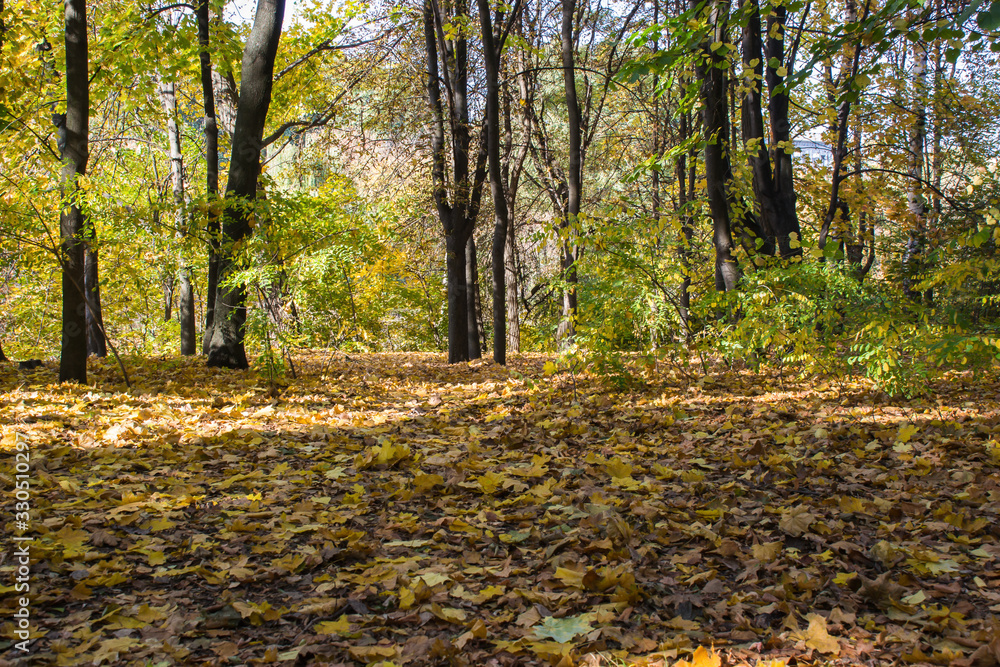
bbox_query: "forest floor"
[0,352,999,667]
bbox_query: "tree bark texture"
[478,0,510,364]
[558,0,581,347]
[740,0,800,258]
[466,235,482,358]
[59,0,89,383]
[206,0,285,369]
[198,0,221,355]
[160,80,197,355]
[424,0,488,363]
[84,240,106,357]
[696,0,740,292]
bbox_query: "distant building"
[794,139,833,166]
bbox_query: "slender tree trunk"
[466,235,482,358]
[558,0,581,347]
[478,0,510,364]
[84,240,106,357]
[677,109,694,333]
[0,342,7,363]
[160,80,196,355]
[446,229,470,363]
[505,223,520,353]
[740,0,800,258]
[764,5,800,255]
[902,34,927,302]
[424,0,487,363]
[818,0,862,253]
[844,121,867,274]
[198,0,221,355]
[206,0,285,369]
[697,0,740,292]
[59,0,89,383]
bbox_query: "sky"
[225,0,305,30]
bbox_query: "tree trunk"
[423,0,488,363]
[676,109,694,334]
[505,223,520,354]
[206,0,285,369]
[558,0,581,348]
[0,342,7,363]
[466,235,482,358]
[697,0,740,292]
[84,240,106,357]
[197,0,221,355]
[764,5,800,255]
[478,0,510,365]
[902,34,927,303]
[446,229,470,363]
[818,0,862,254]
[160,79,197,355]
[740,0,800,258]
[58,0,89,384]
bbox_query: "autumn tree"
[423,0,488,363]
[58,0,90,382]
[738,0,802,258]
[197,0,222,355]
[206,0,286,369]
[695,0,740,292]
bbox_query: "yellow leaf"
[896,423,918,443]
[800,614,840,655]
[752,541,783,562]
[135,605,167,623]
[413,472,444,492]
[476,471,504,494]
[430,604,467,623]
[148,518,176,532]
[315,615,351,635]
[675,646,722,667]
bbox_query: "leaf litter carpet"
[1,352,999,666]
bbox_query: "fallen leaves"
[0,352,999,666]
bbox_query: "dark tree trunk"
[423,0,488,363]
[696,0,740,292]
[558,0,581,348]
[0,342,7,363]
[206,0,285,369]
[197,0,221,355]
[446,230,470,363]
[466,235,482,358]
[160,80,197,355]
[740,0,800,258]
[478,0,510,365]
[84,240,106,357]
[58,0,89,383]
